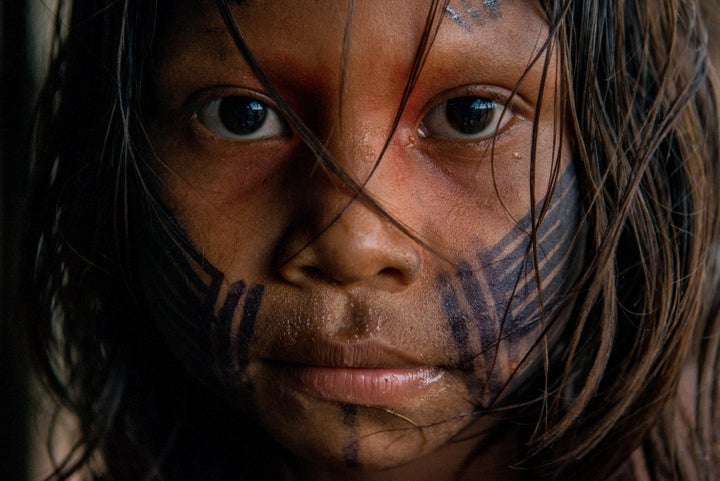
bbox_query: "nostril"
[378,267,408,284]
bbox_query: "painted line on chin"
[341,403,360,468]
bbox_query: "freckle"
[513,152,523,159]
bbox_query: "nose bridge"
[327,90,395,186]
[314,99,407,242]
[274,11,424,290]
[322,17,410,186]
[316,90,403,211]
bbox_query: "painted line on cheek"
[341,404,360,468]
[215,281,246,371]
[457,261,498,341]
[479,165,578,273]
[236,284,265,361]
[437,272,474,371]
[501,173,580,328]
[235,284,264,418]
[509,231,572,324]
[457,261,505,384]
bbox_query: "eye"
[196,96,288,140]
[418,96,512,140]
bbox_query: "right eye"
[196,96,289,141]
[418,96,511,141]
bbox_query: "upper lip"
[265,338,426,369]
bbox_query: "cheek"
[437,164,581,406]
[137,217,267,403]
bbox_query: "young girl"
[22,0,720,479]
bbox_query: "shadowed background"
[1,1,57,480]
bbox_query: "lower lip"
[285,365,443,405]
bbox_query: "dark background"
[1,1,42,480]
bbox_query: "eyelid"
[184,86,276,114]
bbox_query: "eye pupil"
[445,97,495,135]
[218,96,267,135]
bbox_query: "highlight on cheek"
[436,165,581,407]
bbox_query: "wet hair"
[20,0,720,480]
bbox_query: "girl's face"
[147,0,578,477]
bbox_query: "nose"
[278,199,422,289]
[277,149,423,291]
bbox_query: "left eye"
[419,96,511,140]
[196,96,288,140]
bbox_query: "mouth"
[263,339,445,405]
[275,363,443,405]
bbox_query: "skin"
[145,1,579,479]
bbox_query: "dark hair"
[21,0,720,480]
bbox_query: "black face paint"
[140,213,265,399]
[236,284,264,363]
[438,271,474,371]
[212,280,264,380]
[436,165,581,407]
[216,281,246,375]
[341,404,360,468]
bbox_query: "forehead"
[152,0,549,98]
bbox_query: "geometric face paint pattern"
[142,216,264,392]
[437,165,580,408]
